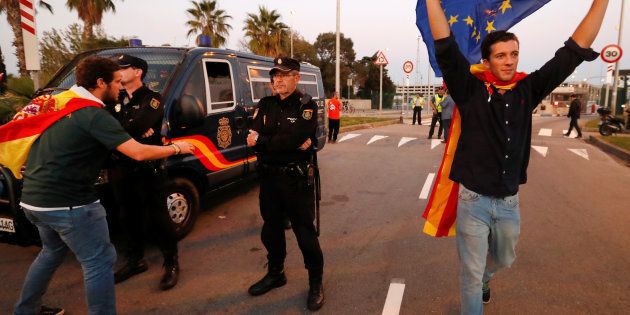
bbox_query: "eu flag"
[416,0,551,77]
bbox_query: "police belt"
[257,162,310,177]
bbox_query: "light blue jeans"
[456,185,520,315]
[14,203,117,315]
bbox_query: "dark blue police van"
[0,45,326,245]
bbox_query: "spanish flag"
[0,90,102,179]
[422,64,527,237]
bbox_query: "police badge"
[217,117,232,149]
[302,109,313,120]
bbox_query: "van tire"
[164,177,199,239]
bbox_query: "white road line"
[419,173,436,199]
[568,148,589,160]
[531,145,548,157]
[430,139,442,150]
[367,135,388,145]
[382,279,406,315]
[337,133,361,143]
[538,128,552,137]
[398,137,417,147]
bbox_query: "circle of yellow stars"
[446,0,512,43]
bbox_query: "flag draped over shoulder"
[422,65,528,237]
[416,0,550,77]
[0,90,102,179]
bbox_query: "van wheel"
[164,177,199,239]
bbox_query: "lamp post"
[335,0,341,96]
[289,10,294,58]
[610,0,625,115]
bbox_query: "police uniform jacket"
[252,90,317,165]
[116,85,163,146]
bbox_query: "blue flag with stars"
[416,0,550,77]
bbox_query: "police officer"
[428,86,445,139]
[246,57,325,311]
[109,54,180,290]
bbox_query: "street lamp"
[289,10,294,58]
[335,0,341,96]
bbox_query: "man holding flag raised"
[421,0,609,313]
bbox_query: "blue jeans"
[14,203,117,315]
[456,185,520,315]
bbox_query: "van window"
[181,60,207,116]
[298,73,320,99]
[204,60,235,112]
[248,66,273,102]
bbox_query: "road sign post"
[374,51,389,111]
[601,44,624,114]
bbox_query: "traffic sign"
[374,51,389,65]
[601,44,623,63]
[403,60,414,74]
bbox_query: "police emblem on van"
[217,117,232,149]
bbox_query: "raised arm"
[571,0,609,48]
[426,0,450,40]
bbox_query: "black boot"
[248,265,287,296]
[307,277,325,311]
[114,259,148,284]
[160,256,179,291]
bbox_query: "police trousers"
[109,162,178,263]
[258,170,324,277]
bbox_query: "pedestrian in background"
[426,0,608,313]
[428,87,445,139]
[412,93,425,125]
[108,54,180,291]
[564,94,583,139]
[247,57,325,311]
[439,88,455,143]
[327,92,341,143]
[7,56,193,315]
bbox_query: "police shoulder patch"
[149,98,160,109]
[302,109,313,120]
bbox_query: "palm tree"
[0,0,53,77]
[185,0,232,48]
[243,6,288,57]
[65,0,118,41]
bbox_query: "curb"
[339,119,400,133]
[587,135,630,163]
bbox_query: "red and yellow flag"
[0,90,102,179]
[422,64,527,237]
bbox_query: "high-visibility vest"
[433,94,445,113]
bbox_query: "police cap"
[116,54,148,78]
[269,57,300,75]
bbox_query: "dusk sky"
[1,0,628,86]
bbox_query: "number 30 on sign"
[601,44,623,63]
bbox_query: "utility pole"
[610,0,625,115]
[335,0,341,96]
[290,10,295,58]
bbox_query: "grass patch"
[599,136,630,151]
[341,117,393,127]
[585,118,600,129]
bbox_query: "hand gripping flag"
[0,90,102,179]
[416,0,550,77]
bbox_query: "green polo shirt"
[21,106,131,207]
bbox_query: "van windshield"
[45,47,186,94]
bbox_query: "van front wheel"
[164,177,199,239]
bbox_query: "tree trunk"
[6,0,28,77]
[82,19,94,43]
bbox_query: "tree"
[185,0,232,48]
[354,53,396,107]
[39,23,126,84]
[0,0,53,77]
[281,31,317,65]
[243,6,288,57]
[65,0,118,42]
[313,32,356,97]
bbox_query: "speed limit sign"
[403,60,414,74]
[601,44,623,63]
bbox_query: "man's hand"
[173,141,195,155]
[142,128,154,138]
[299,138,312,151]
[247,130,259,147]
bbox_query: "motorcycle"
[596,107,626,136]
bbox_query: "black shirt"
[568,99,581,119]
[252,90,318,165]
[435,35,597,197]
[113,85,163,145]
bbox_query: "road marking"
[419,173,436,199]
[568,148,589,160]
[398,137,417,147]
[382,279,406,315]
[562,130,578,137]
[531,145,548,157]
[367,135,388,145]
[538,128,552,137]
[430,139,442,150]
[338,133,361,143]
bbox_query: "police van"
[0,44,327,245]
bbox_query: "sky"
[1,0,628,86]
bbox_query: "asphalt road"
[2,115,630,314]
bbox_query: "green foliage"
[0,89,30,125]
[7,75,34,98]
[313,32,356,98]
[341,117,393,126]
[39,23,127,84]
[243,6,287,56]
[354,54,396,105]
[186,0,232,48]
[282,32,317,65]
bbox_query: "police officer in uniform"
[246,57,325,311]
[428,86,445,139]
[109,54,180,290]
